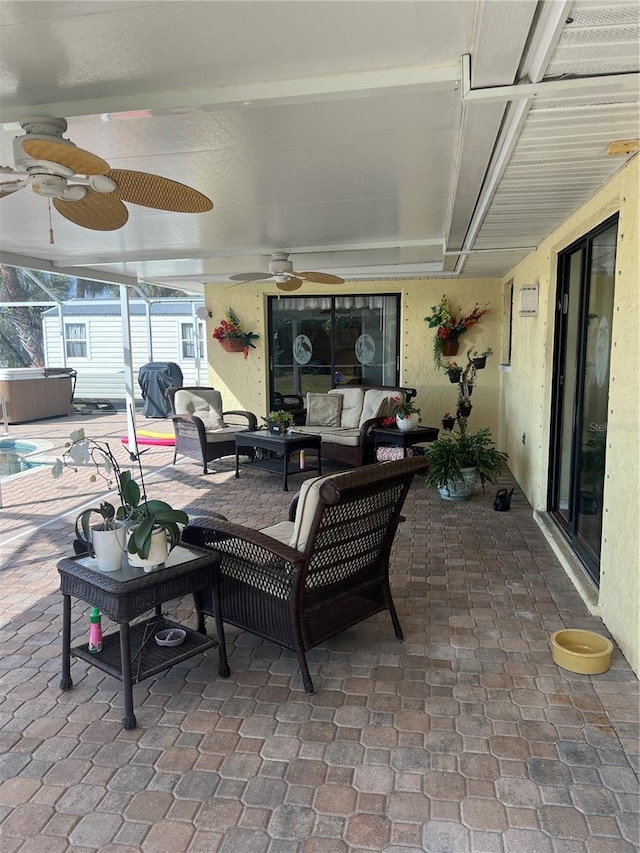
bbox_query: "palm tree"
[0,266,71,366]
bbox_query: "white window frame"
[180,321,204,359]
[64,321,90,360]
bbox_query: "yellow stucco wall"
[203,280,504,438]
[501,156,639,675]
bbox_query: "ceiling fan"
[229,252,345,292]
[0,116,213,231]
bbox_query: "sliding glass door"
[268,294,400,405]
[549,216,617,585]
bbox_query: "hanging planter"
[219,337,245,353]
[212,309,259,359]
[424,296,488,368]
[441,339,460,357]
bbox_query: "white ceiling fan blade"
[0,180,26,198]
[1,165,23,175]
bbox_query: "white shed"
[42,300,209,404]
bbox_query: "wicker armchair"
[166,386,258,474]
[182,456,428,692]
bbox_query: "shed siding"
[42,304,208,401]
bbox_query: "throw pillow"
[306,393,343,427]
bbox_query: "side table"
[57,544,228,730]
[372,425,440,458]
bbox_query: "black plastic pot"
[442,417,456,430]
[471,357,486,369]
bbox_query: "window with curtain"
[65,322,88,358]
[268,294,400,405]
[181,322,204,359]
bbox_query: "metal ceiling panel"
[0,1,638,287]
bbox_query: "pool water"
[0,440,43,477]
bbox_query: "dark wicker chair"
[182,456,428,692]
[165,386,258,474]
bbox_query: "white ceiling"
[0,0,638,293]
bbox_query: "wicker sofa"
[291,384,417,467]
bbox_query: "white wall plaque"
[519,284,539,316]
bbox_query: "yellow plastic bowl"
[550,629,613,675]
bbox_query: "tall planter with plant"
[425,347,507,500]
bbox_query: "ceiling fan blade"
[107,170,212,212]
[22,139,110,175]
[1,164,22,174]
[0,181,25,198]
[296,271,345,284]
[276,278,303,292]
[229,272,272,283]
[53,188,129,231]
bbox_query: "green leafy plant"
[262,410,294,432]
[424,428,508,491]
[52,429,188,561]
[392,399,421,420]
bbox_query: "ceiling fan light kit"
[0,116,213,232]
[229,252,345,290]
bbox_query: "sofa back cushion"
[289,470,354,551]
[328,387,365,429]
[358,389,396,427]
[174,388,225,430]
[306,393,343,427]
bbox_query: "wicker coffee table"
[57,544,227,730]
[235,429,322,491]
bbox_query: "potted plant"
[424,295,488,367]
[74,501,126,572]
[262,410,294,435]
[444,362,463,383]
[424,427,508,501]
[442,413,456,431]
[212,308,259,358]
[392,398,422,431]
[471,348,493,369]
[52,429,188,569]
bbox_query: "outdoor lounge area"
[0,410,637,851]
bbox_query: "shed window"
[181,322,204,359]
[65,323,88,358]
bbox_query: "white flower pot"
[438,467,477,501]
[396,413,420,431]
[92,522,126,572]
[126,525,169,571]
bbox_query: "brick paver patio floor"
[0,411,638,852]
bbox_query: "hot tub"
[0,368,74,424]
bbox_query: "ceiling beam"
[0,64,461,125]
[0,252,140,287]
[462,54,640,103]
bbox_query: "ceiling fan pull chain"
[48,198,55,244]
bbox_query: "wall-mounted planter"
[219,338,245,353]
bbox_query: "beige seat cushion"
[260,521,295,545]
[174,388,225,430]
[204,426,244,444]
[293,426,360,446]
[329,387,365,429]
[359,389,396,427]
